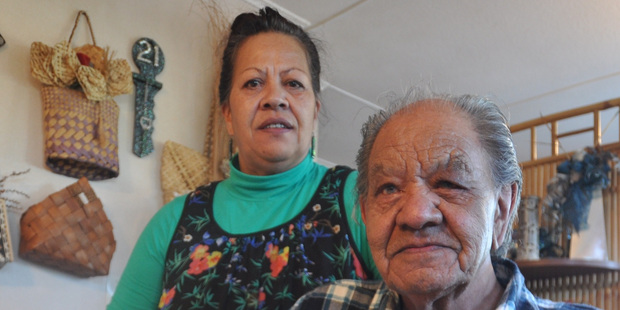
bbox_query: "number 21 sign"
[132,37,164,158]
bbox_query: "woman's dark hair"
[218,7,321,106]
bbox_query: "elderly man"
[293,89,597,309]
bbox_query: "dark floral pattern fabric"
[159,166,369,310]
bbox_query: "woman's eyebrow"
[280,67,308,76]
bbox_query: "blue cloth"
[557,151,611,232]
[292,257,599,309]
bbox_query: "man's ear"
[492,183,518,250]
[222,103,234,136]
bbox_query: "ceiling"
[241,0,620,167]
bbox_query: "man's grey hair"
[355,86,522,257]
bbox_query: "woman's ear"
[314,100,321,121]
[222,103,234,136]
[360,196,367,224]
[492,183,518,250]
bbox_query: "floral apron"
[159,166,368,310]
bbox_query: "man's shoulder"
[532,298,600,310]
[511,288,600,310]
[292,279,385,310]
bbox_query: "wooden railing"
[510,98,620,309]
[511,98,620,163]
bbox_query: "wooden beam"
[556,127,594,139]
[510,98,620,133]
[552,121,558,156]
[531,127,537,160]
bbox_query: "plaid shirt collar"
[293,257,597,310]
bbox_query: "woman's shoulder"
[148,194,188,230]
[321,164,358,185]
[314,161,356,178]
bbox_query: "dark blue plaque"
[132,37,164,157]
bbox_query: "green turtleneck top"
[107,154,379,310]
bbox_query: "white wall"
[0,1,259,309]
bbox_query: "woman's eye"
[243,79,261,88]
[286,80,304,89]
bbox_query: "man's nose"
[395,184,443,230]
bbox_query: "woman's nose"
[261,81,289,110]
[396,185,443,230]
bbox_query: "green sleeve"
[343,171,382,280]
[106,195,186,310]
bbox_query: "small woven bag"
[19,177,115,277]
[31,11,130,180]
[41,86,119,180]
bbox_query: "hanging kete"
[132,37,164,157]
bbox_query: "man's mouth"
[393,240,452,256]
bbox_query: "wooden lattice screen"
[510,98,620,309]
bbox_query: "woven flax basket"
[42,86,119,180]
[0,199,13,268]
[161,140,210,204]
[19,177,116,277]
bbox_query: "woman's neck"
[236,152,308,176]
[226,153,315,198]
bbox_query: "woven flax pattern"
[161,141,210,204]
[0,199,13,268]
[30,10,134,102]
[42,86,119,180]
[19,177,115,277]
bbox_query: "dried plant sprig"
[0,169,30,184]
[0,169,31,210]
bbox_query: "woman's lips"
[264,123,288,129]
[259,118,293,130]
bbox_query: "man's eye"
[376,184,399,196]
[436,180,464,190]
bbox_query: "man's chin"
[386,268,464,301]
[384,252,462,292]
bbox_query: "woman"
[108,7,379,310]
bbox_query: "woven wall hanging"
[160,1,234,203]
[30,10,133,180]
[19,177,115,277]
[0,200,13,269]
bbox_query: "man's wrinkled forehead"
[369,103,479,176]
[445,152,473,174]
[369,147,473,177]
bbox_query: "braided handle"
[68,10,96,46]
